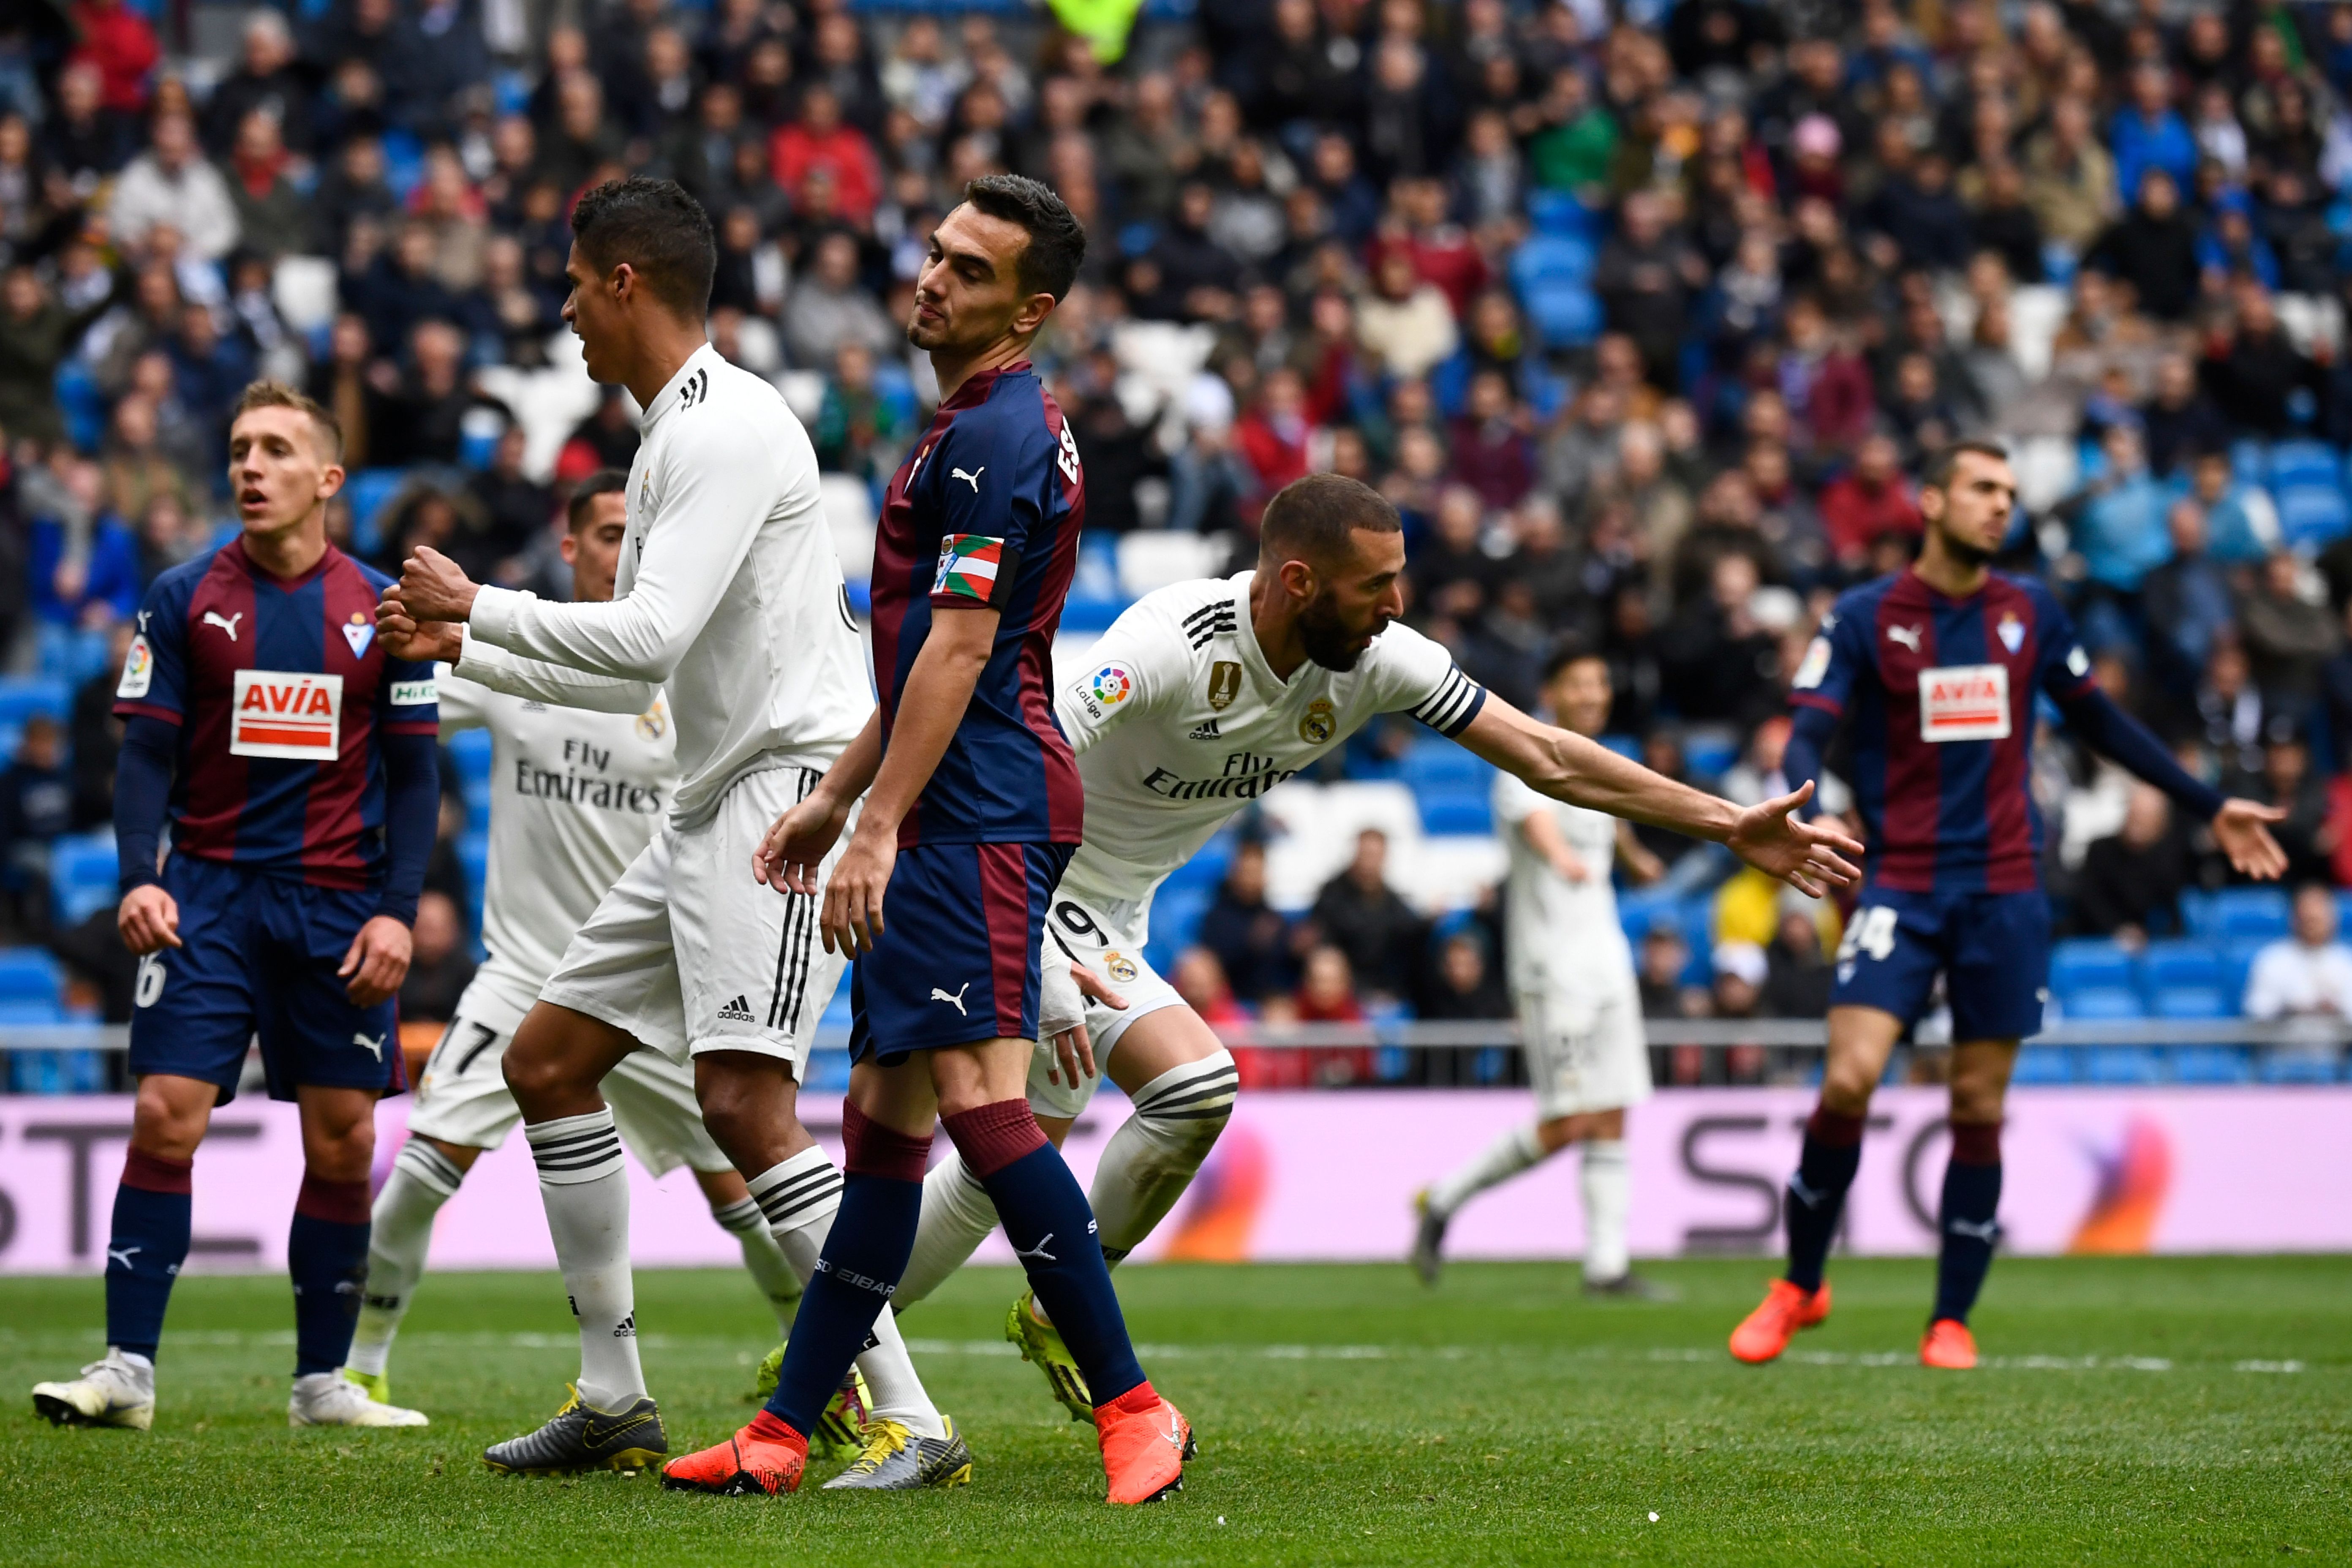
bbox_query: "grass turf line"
[4,1257,2349,1565]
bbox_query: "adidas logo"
[613,1312,637,1339]
[717,994,756,1022]
[1189,718,1222,740]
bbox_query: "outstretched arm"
[1454,696,1864,897]
[2056,686,2287,880]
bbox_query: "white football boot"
[290,1370,429,1428]
[33,1348,156,1430]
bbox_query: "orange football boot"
[1728,1279,1834,1364]
[659,1411,807,1496]
[1919,1318,1977,1369]
[1096,1384,1193,1505]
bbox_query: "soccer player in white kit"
[890,474,1864,1419]
[1410,644,1669,1296]
[376,178,956,1484]
[345,472,809,1411]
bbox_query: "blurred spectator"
[1306,829,1426,1009]
[1418,930,1510,1021]
[2074,784,2188,947]
[2085,169,2199,323]
[0,265,119,446]
[1293,944,1365,1027]
[2186,450,2279,569]
[770,84,881,228]
[69,623,134,828]
[2243,884,2352,1020]
[66,0,161,117]
[1637,924,1699,1020]
[109,111,240,261]
[203,11,312,157]
[2239,554,2338,709]
[784,231,896,369]
[2138,354,2229,479]
[2250,728,2333,888]
[2063,423,2170,600]
[2141,501,2235,697]
[1356,248,1457,381]
[1817,432,1919,571]
[1710,940,1766,1020]
[0,716,71,938]
[1197,841,1297,1004]
[1760,904,1832,1018]
[38,61,135,191]
[1171,947,1250,1029]
[398,890,476,1024]
[813,341,913,488]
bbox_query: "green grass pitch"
[4,1256,2348,1564]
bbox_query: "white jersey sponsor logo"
[1918,664,2011,742]
[229,670,342,760]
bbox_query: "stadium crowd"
[8,0,2352,1091]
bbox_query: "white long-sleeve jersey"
[1054,571,1486,918]
[437,667,678,1018]
[454,343,870,827]
[1491,768,1634,996]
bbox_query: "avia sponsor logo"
[1142,749,1301,802]
[1917,663,2011,743]
[229,670,343,760]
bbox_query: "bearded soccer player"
[880,472,1865,1424]
[345,473,821,1437]
[1729,440,2286,1371]
[663,174,1188,1506]
[376,177,953,1483]
[32,384,438,1432]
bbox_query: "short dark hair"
[961,174,1086,302]
[1541,636,1605,686]
[1922,438,2011,492]
[232,379,343,461]
[568,469,629,530]
[570,177,716,318]
[1258,474,1402,569]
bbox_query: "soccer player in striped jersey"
[1729,441,2286,1371]
[33,383,438,1432]
[883,473,1867,1423]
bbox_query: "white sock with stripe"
[896,1151,1001,1308]
[1090,1050,1240,1261]
[348,1139,466,1378]
[1427,1122,1546,1219]
[710,1194,801,1331]
[525,1108,645,1406]
[748,1147,945,1439]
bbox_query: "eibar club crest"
[341,612,375,658]
[1996,611,2025,654]
[1206,660,1241,710]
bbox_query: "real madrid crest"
[1299,697,1336,745]
[1206,660,1241,711]
[636,696,668,741]
[1103,950,1140,983]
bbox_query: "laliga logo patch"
[117,636,154,700]
[1298,697,1337,745]
[1091,665,1133,705]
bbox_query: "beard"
[1939,526,1994,569]
[1298,589,1373,671]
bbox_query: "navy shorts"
[1829,885,2050,1042]
[128,855,405,1105]
[848,841,1074,1064]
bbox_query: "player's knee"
[1131,1048,1238,1154]
[130,1087,206,1162]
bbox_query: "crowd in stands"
[9,0,2352,1090]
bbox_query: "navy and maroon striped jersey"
[114,537,439,888]
[1787,569,2094,894]
[869,360,1083,847]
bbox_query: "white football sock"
[1428,1121,1545,1219]
[895,1150,1000,1307]
[347,1140,467,1377]
[1581,1138,1632,1284]
[748,1148,945,1440]
[710,1194,801,1331]
[1091,1050,1239,1261]
[525,1109,645,1405]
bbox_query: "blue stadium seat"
[2064,986,2145,1020]
[2219,935,2268,1007]
[1597,733,1641,760]
[1161,838,1232,893]
[2050,938,2135,998]
[1420,790,1492,835]
[1523,281,1601,349]
[0,677,68,728]
[459,832,489,920]
[1509,234,1597,289]
[2230,438,2269,484]
[2170,1046,2253,1084]
[1527,190,1599,237]
[2084,1046,2164,1085]
[1397,741,1493,790]
[2140,939,2221,994]
[1141,885,1214,976]
[2012,1046,2074,1084]
[50,833,119,927]
[344,469,411,558]
[0,951,62,1009]
[1683,734,1738,781]
[2259,1050,2338,1084]
[8,1043,109,1094]
[2268,439,2339,487]
[2276,485,2351,548]
[2210,887,2290,941]
[2151,985,2229,1019]
[447,727,493,784]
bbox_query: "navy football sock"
[1784,1106,1865,1294]
[763,1106,928,1437]
[945,1100,1146,1408]
[288,1173,372,1377]
[106,1149,193,1362]
[1933,1121,2004,1325]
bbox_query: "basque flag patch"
[933,534,1004,602]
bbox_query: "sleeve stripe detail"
[112,702,183,725]
[1788,692,1843,714]
[1410,668,1487,736]
[384,720,441,735]
[1185,608,1238,648]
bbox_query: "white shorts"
[539,766,847,1078]
[406,977,730,1177]
[1518,977,1652,1119]
[1027,883,1184,1120]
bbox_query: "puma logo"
[1013,1233,1057,1264]
[950,466,985,492]
[352,1032,385,1063]
[203,610,243,641]
[107,1244,141,1270]
[931,983,971,1015]
[1886,624,1921,652]
[1786,1173,1825,1209]
[1947,1217,2000,1243]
